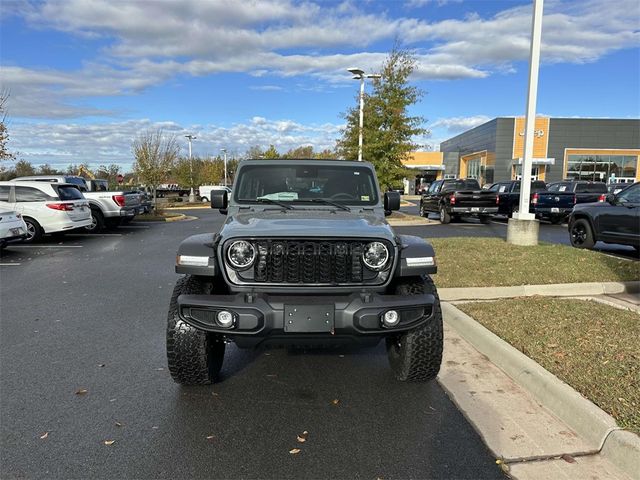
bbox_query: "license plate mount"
[284,305,334,333]
[471,207,480,212]
[551,207,560,213]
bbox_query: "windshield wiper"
[256,198,294,210]
[310,198,351,212]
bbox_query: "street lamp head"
[347,67,364,76]
[351,75,362,80]
[366,74,382,79]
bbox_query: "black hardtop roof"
[239,158,374,168]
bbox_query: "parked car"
[419,178,499,224]
[487,180,547,217]
[156,184,190,198]
[568,182,639,251]
[199,185,231,203]
[13,175,141,231]
[0,210,28,250]
[534,181,607,224]
[168,159,442,385]
[0,181,91,242]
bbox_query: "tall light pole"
[507,0,543,246]
[185,134,196,202]
[221,148,228,186]
[348,68,381,162]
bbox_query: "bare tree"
[1,89,16,165]
[132,130,179,208]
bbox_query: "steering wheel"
[330,193,356,200]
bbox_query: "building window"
[567,155,637,182]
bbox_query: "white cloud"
[2,0,638,119]
[7,117,344,169]
[430,115,491,133]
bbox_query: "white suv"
[0,181,91,242]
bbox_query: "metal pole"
[358,76,364,162]
[222,149,228,186]
[516,0,543,221]
[186,135,196,203]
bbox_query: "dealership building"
[403,117,639,188]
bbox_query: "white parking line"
[0,263,21,266]
[9,245,83,249]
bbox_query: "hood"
[220,209,395,242]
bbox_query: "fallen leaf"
[289,448,301,455]
[75,389,88,395]
[104,440,115,446]
[98,364,106,368]
[303,430,308,435]
[115,422,123,427]
[39,432,49,439]
[495,459,503,465]
[561,454,576,464]
[331,399,340,405]
[206,435,215,441]
[296,435,306,443]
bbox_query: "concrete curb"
[442,302,640,479]
[164,214,197,222]
[439,281,640,301]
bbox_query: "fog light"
[216,310,235,328]
[382,310,399,327]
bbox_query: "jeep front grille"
[226,239,392,286]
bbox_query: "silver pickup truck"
[13,175,142,231]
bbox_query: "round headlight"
[227,240,256,269]
[362,241,389,270]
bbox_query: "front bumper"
[177,292,436,348]
[450,206,498,214]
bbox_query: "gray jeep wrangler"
[167,159,442,384]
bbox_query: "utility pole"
[221,148,228,186]
[185,134,196,203]
[507,0,543,246]
[347,68,381,162]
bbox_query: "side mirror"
[211,190,228,214]
[384,191,401,211]
[606,193,616,204]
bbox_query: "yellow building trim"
[562,148,640,180]
[512,117,550,160]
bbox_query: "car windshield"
[548,183,571,192]
[234,163,379,205]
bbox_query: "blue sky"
[1,0,639,170]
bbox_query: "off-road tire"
[387,276,443,382]
[85,208,105,232]
[570,218,595,249]
[439,205,451,224]
[167,275,225,385]
[22,217,43,243]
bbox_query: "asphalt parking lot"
[0,210,503,480]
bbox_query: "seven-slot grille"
[242,239,388,285]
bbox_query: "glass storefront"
[567,154,637,182]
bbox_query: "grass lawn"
[430,238,639,288]
[133,211,183,222]
[458,298,640,434]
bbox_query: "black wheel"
[479,215,491,224]
[22,217,43,243]
[167,275,225,385]
[387,276,443,382]
[439,205,451,224]
[85,208,105,232]
[570,219,595,249]
[419,202,428,218]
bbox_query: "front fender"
[175,233,219,276]
[394,235,437,277]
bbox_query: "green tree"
[263,144,280,159]
[132,130,179,206]
[283,145,314,159]
[95,164,122,188]
[337,46,426,188]
[37,164,62,175]
[245,145,264,159]
[14,159,35,177]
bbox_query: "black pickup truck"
[487,180,547,217]
[534,181,607,224]
[419,178,498,224]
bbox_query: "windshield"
[234,164,379,205]
[548,183,571,192]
